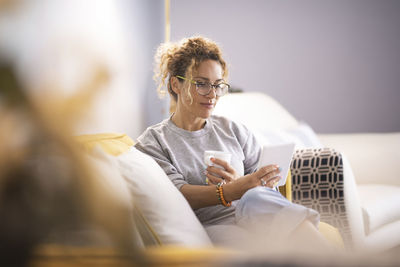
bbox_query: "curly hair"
[154,36,228,104]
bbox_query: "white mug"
[204,150,231,169]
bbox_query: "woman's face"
[176,59,223,121]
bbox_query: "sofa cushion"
[358,184,400,235]
[117,147,212,247]
[76,133,212,247]
[76,133,135,156]
[364,220,400,251]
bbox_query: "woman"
[135,36,328,251]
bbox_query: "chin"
[204,109,215,118]
[197,105,215,119]
[198,112,212,119]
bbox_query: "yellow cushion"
[319,222,345,249]
[33,244,235,266]
[75,133,134,156]
[279,170,343,248]
[278,170,292,201]
[144,245,235,266]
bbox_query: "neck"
[171,110,206,131]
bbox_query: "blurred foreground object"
[0,62,141,266]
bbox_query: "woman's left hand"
[205,158,240,185]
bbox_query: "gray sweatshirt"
[135,115,261,225]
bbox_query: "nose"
[206,86,217,98]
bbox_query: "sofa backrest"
[214,92,299,133]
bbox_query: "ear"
[170,76,181,95]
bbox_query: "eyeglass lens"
[196,82,229,96]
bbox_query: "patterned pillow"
[290,148,351,247]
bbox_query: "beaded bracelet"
[216,182,231,207]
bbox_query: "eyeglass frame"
[175,75,230,97]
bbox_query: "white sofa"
[213,91,400,252]
[319,132,400,251]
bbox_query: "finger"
[264,174,281,183]
[261,176,281,188]
[205,178,216,187]
[256,164,280,179]
[268,176,281,187]
[207,166,233,182]
[206,172,225,185]
[263,170,281,181]
[210,158,236,173]
[257,169,281,182]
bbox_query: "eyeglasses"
[176,75,230,97]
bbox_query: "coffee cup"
[204,150,231,169]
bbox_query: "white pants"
[205,186,320,249]
[235,186,320,240]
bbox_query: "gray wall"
[123,0,169,135]
[170,0,400,133]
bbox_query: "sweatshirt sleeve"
[134,130,188,190]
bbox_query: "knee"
[240,186,264,206]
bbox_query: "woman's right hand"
[250,164,281,188]
[222,164,282,202]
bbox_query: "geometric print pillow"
[290,148,352,248]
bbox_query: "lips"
[201,103,215,109]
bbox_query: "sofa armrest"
[290,148,352,247]
[318,133,400,186]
